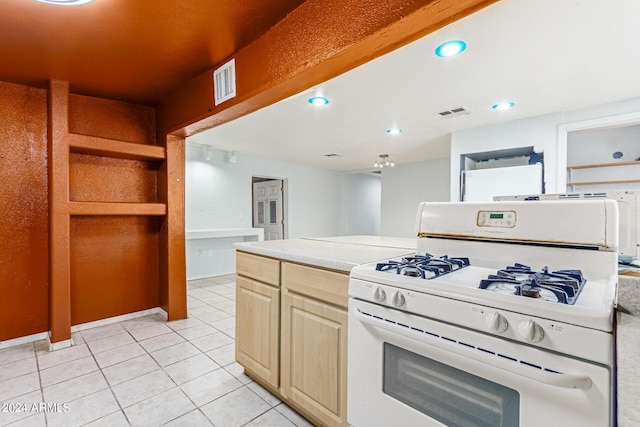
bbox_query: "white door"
[253,179,284,240]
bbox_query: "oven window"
[383,343,519,427]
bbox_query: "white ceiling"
[188,0,640,171]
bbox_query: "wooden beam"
[157,0,497,136]
[156,134,187,321]
[48,80,72,344]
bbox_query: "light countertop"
[617,273,640,427]
[302,235,416,250]
[234,237,414,272]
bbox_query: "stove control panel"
[477,210,516,228]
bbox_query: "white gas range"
[347,200,618,427]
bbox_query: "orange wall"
[0,82,167,341]
[67,94,161,326]
[0,82,49,341]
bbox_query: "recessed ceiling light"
[435,40,467,57]
[386,128,402,135]
[308,97,329,106]
[492,101,515,110]
[34,0,95,4]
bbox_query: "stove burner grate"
[376,253,470,279]
[479,263,586,305]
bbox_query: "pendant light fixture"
[373,154,395,168]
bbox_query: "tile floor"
[0,274,314,427]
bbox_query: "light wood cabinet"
[235,275,280,389]
[235,253,349,427]
[281,262,349,427]
[281,290,348,427]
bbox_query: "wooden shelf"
[69,202,167,216]
[68,133,166,161]
[567,161,640,170]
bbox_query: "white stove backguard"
[415,200,619,252]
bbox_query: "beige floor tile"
[123,388,194,427]
[102,354,159,386]
[128,323,173,342]
[164,354,219,385]
[92,342,146,369]
[83,410,129,427]
[176,324,218,341]
[0,390,44,426]
[209,317,235,331]
[200,387,270,427]
[85,332,135,355]
[42,370,108,403]
[166,317,204,331]
[275,403,315,427]
[76,323,125,343]
[180,368,242,406]
[111,370,175,407]
[0,343,34,367]
[149,341,201,367]
[119,314,164,332]
[224,362,253,385]
[36,343,91,370]
[39,356,98,388]
[5,412,47,427]
[0,372,40,402]
[138,332,185,353]
[205,343,236,366]
[244,408,296,427]
[0,357,37,383]
[46,389,119,427]
[162,409,213,427]
[247,382,282,407]
[222,328,236,339]
[190,332,234,353]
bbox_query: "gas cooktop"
[375,253,470,279]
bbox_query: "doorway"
[252,177,287,240]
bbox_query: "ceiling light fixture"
[373,154,395,168]
[308,96,329,106]
[34,0,96,5]
[492,101,515,110]
[386,128,403,135]
[435,40,467,57]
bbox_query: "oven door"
[347,298,612,427]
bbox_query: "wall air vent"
[213,58,236,106]
[437,106,471,118]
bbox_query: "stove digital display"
[489,213,504,219]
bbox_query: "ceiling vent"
[213,58,236,106]
[437,106,471,118]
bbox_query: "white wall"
[450,97,640,200]
[186,144,341,238]
[340,172,381,235]
[381,158,450,237]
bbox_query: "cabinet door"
[282,290,348,427]
[236,276,280,388]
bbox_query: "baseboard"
[71,308,164,333]
[0,332,48,351]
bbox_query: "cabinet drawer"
[236,251,280,287]
[282,262,349,308]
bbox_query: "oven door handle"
[354,308,593,390]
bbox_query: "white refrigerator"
[461,163,543,202]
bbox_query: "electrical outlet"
[198,249,204,256]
